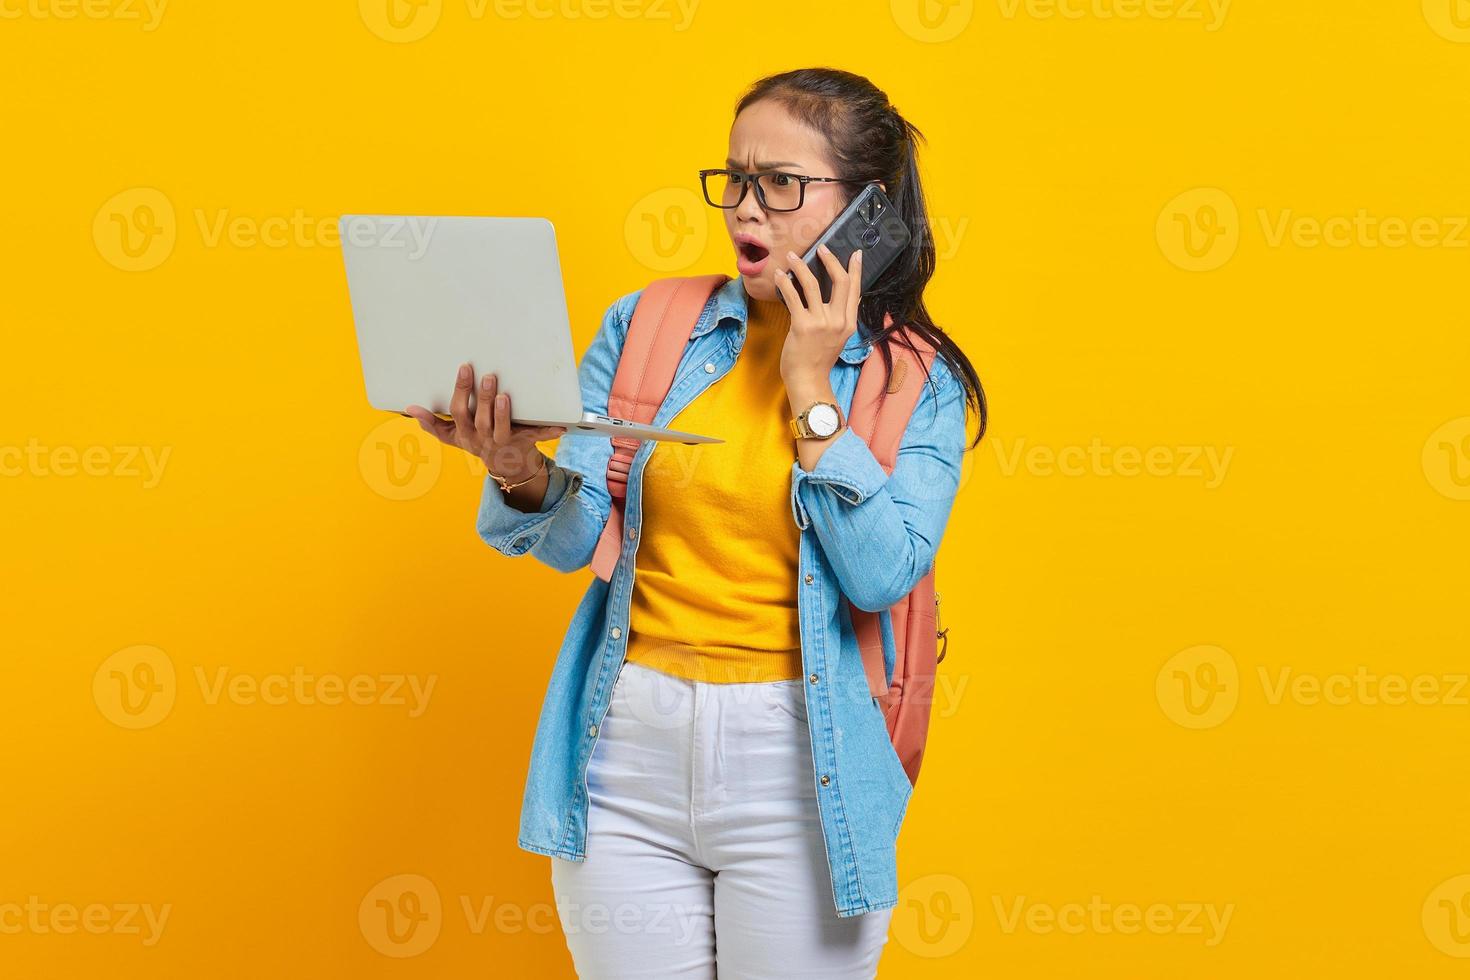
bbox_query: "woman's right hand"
[404,363,568,481]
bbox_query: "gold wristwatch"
[789,400,844,440]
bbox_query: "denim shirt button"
[627,526,637,540]
[804,573,814,584]
[610,626,622,639]
[819,774,831,786]
[809,672,820,684]
[588,724,598,737]
[703,362,715,373]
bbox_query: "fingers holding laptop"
[404,363,567,479]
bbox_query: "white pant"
[550,659,893,979]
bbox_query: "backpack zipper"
[935,590,949,664]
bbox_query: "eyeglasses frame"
[697,168,860,213]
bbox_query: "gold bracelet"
[487,453,548,493]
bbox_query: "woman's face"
[721,100,860,303]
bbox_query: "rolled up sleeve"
[475,459,585,557]
[788,425,891,529]
[789,361,969,612]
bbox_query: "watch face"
[807,403,840,437]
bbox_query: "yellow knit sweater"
[622,294,803,684]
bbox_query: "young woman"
[407,67,987,979]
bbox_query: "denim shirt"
[475,276,968,918]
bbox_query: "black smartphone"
[783,182,911,306]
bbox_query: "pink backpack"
[588,274,948,788]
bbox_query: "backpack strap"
[846,318,946,787]
[590,274,731,583]
[845,317,941,785]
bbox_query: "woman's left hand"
[775,243,863,391]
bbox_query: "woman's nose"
[734,184,766,223]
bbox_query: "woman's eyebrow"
[725,158,804,169]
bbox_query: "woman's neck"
[746,293,791,329]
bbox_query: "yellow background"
[3,0,1469,976]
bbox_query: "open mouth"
[739,241,769,262]
[736,239,771,274]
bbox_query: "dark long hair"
[735,67,988,448]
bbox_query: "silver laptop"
[339,215,721,445]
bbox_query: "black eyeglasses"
[697,168,853,213]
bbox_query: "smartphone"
[783,182,911,306]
